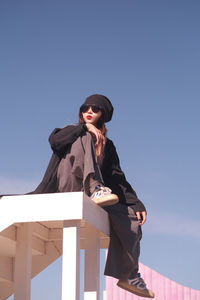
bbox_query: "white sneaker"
[90,185,119,207]
[117,273,155,298]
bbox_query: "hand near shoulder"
[136,211,147,226]
[85,123,105,146]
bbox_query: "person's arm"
[49,124,87,157]
[107,140,147,224]
[85,123,105,146]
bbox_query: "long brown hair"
[78,111,107,158]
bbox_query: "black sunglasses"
[80,104,101,114]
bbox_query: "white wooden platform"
[0,192,110,300]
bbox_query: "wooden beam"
[0,225,16,241]
[0,256,13,282]
[32,242,60,277]
[32,236,45,255]
[14,223,33,300]
[62,220,80,300]
[32,241,61,278]
[80,227,109,249]
[84,225,100,300]
[0,231,45,256]
[0,282,14,300]
[32,222,49,241]
[49,228,63,241]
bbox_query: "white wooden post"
[84,225,100,300]
[14,223,33,300]
[62,220,81,300]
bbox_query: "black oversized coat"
[32,124,146,212]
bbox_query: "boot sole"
[92,194,119,207]
[117,280,155,298]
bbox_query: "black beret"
[80,94,114,122]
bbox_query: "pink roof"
[106,262,200,300]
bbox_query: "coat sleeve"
[49,124,87,157]
[106,140,146,212]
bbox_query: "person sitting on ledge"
[31,94,154,298]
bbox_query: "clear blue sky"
[1,0,199,298]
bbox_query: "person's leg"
[104,203,154,298]
[57,133,118,206]
[81,132,104,195]
[104,203,141,280]
[57,133,103,193]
